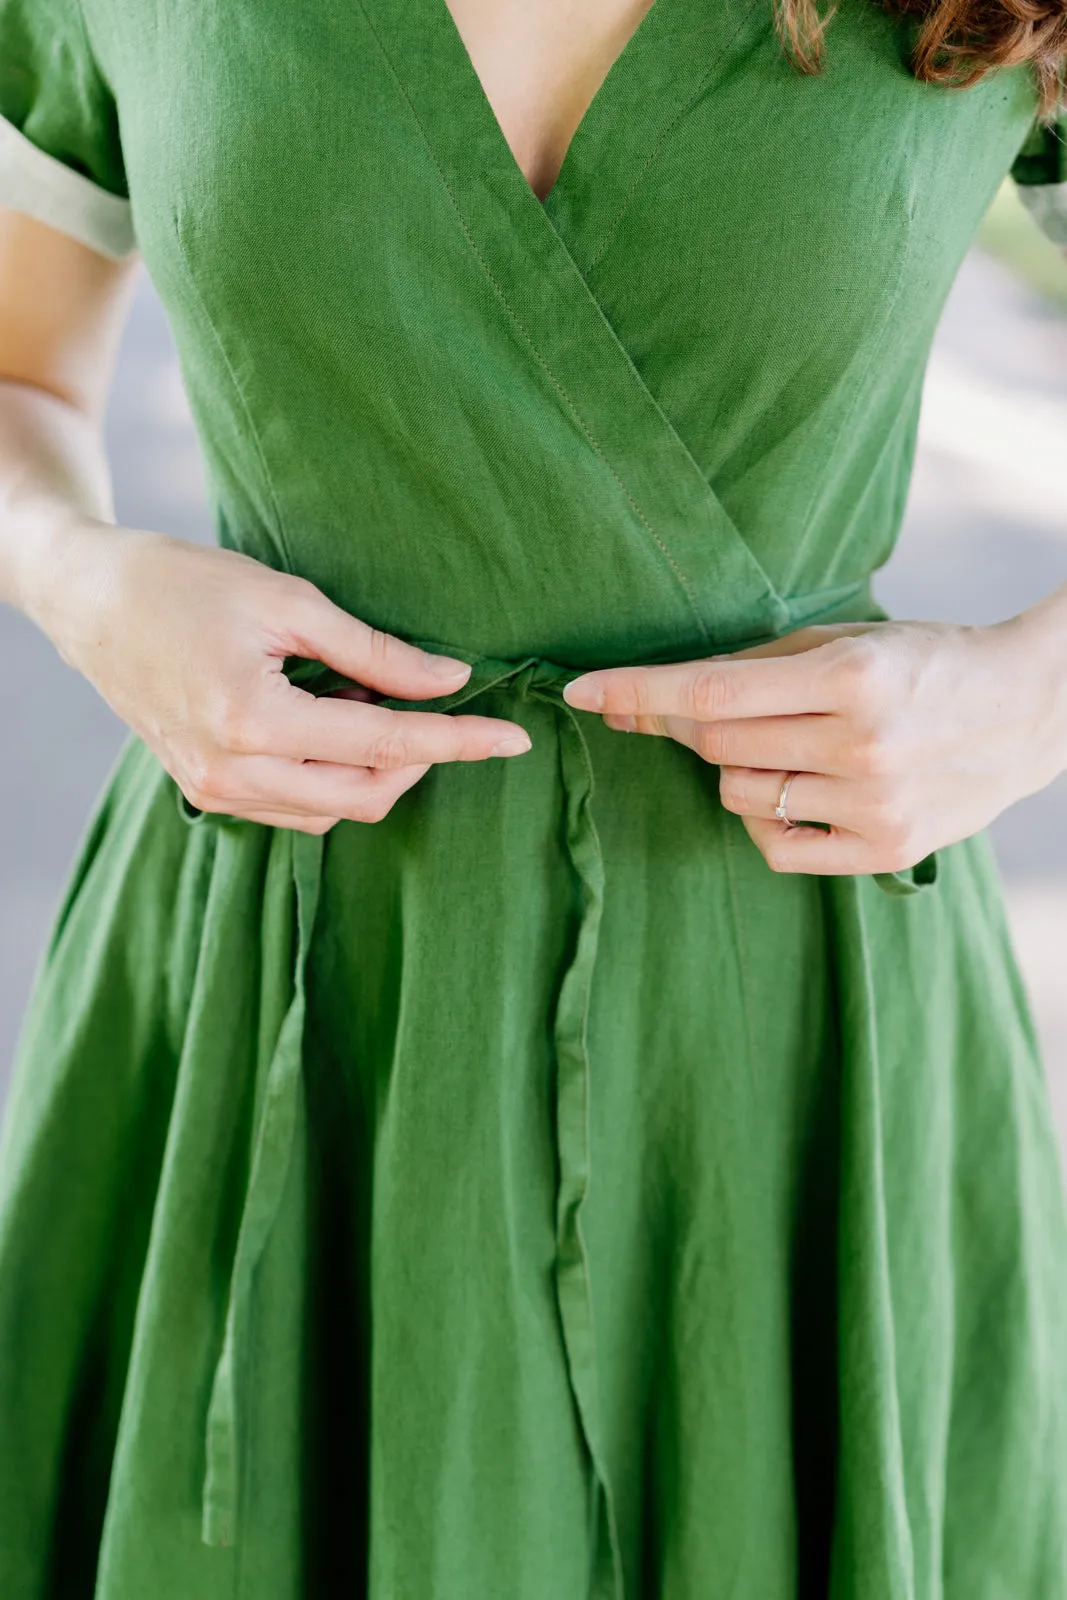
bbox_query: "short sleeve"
[0,0,137,258]
[1010,114,1067,248]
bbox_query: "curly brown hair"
[775,0,1067,114]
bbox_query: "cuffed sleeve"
[1010,115,1067,249]
[0,0,136,258]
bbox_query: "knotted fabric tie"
[192,598,935,1570]
[189,648,624,1589]
[199,821,324,1549]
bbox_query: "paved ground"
[1,247,1065,1142]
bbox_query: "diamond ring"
[775,772,800,828]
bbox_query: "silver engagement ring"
[775,772,800,828]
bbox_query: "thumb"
[281,588,473,699]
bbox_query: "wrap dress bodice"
[0,0,1066,1595]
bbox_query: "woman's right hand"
[44,519,532,834]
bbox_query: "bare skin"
[444,0,656,200]
[439,1,1067,878]
[563,609,1067,876]
[2,0,1066,860]
[0,0,661,833]
[0,211,534,835]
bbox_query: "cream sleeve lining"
[1015,178,1067,249]
[0,114,137,259]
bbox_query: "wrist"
[999,587,1067,786]
[20,515,140,671]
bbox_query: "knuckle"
[287,573,320,604]
[688,667,731,721]
[619,675,652,717]
[833,638,888,711]
[208,691,253,754]
[363,794,394,824]
[849,736,897,780]
[184,750,228,803]
[222,704,265,755]
[694,723,724,763]
[276,578,324,638]
[179,782,215,815]
[349,787,393,824]
[879,829,923,874]
[300,816,338,836]
[718,772,743,811]
[364,729,412,770]
[762,843,791,873]
[865,793,909,837]
[366,626,394,667]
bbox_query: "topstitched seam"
[354,0,708,640]
[172,210,298,577]
[583,0,764,273]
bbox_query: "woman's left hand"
[561,612,1067,876]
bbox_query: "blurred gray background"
[1,185,1065,1143]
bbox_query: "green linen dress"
[1,0,1067,1593]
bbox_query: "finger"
[718,765,855,826]
[710,622,884,662]
[236,808,341,834]
[182,792,341,832]
[739,813,878,876]
[190,756,434,825]
[563,651,836,721]
[606,712,847,773]
[234,694,532,768]
[284,590,475,699]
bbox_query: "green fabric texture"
[1,0,1066,1594]
[0,0,128,198]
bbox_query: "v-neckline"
[358,0,766,262]
[435,0,666,214]
[354,0,788,652]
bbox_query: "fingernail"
[608,714,637,732]
[491,733,532,757]
[562,677,603,710]
[423,651,472,680]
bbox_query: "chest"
[75,0,1044,653]
[87,0,1038,469]
[95,0,1036,280]
[441,0,658,201]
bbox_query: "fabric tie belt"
[176,576,935,1579]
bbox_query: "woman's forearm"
[1010,580,1067,784]
[0,376,123,649]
